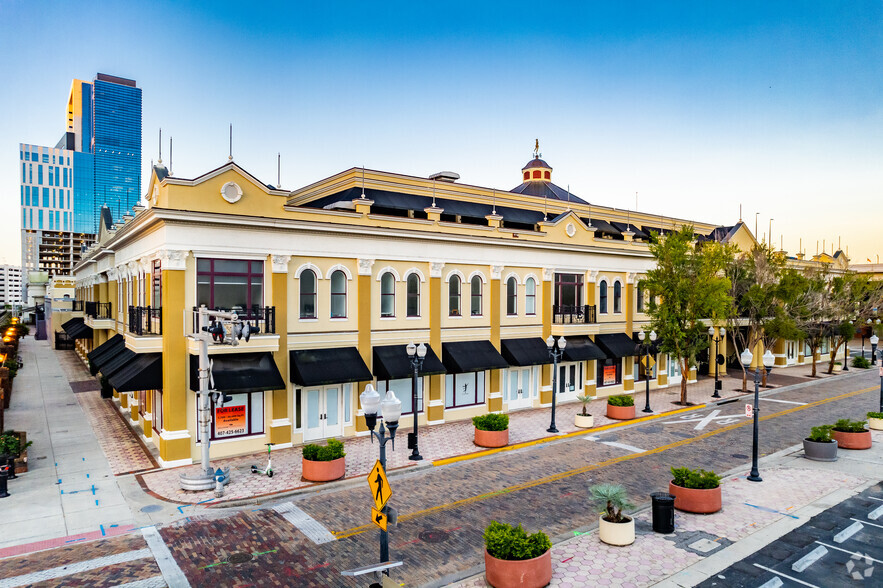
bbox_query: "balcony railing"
[128,306,162,336]
[552,304,597,324]
[192,306,276,335]
[85,301,113,320]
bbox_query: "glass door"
[303,386,343,441]
[668,356,682,385]
[557,362,582,401]
[505,368,532,410]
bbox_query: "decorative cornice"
[588,270,600,283]
[542,268,554,282]
[491,264,505,280]
[357,258,375,276]
[429,261,445,278]
[271,255,291,273]
[156,249,190,271]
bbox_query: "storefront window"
[597,359,622,387]
[197,391,264,441]
[378,378,424,415]
[197,258,263,310]
[634,355,655,381]
[445,372,486,408]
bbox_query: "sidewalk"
[447,429,883,588]
[134,361,848,505]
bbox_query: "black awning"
[611,222,649,240]
[442,340,509,374]
[581,218,621,239]
[108,353,162,392]
[595,333,639,358]
[190,352,285,393]
[61,317,82,333]
[632,332,661,355]
[372,344,446,381]
[289,347,373,387]
[99,347,136,377]
[87,334,125,376]
[561,335,607,362]
[65,319,93,339]
[500,338,553,366]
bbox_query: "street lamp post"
[638,330,657,413]
[406,342,427,461]
[870,320,880,366]
[545,336,566,433]
[878,348,883,413]
[360,384,402,572]
[708,326,726,399]
[740,348,775,482]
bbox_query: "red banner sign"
[215,404,247,437]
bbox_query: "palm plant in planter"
[668,467,721,513]
[473,413,509,448]
[301,438,346,482]
[803,425,837,461]
[606,395,635,420]
[483,521,552,588]
[574,394,594,428]
[590,483,635,546]
[831,418,871,450]
[867,412,883,431]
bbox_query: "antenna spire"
[543,194,547,222]
[431,179,436,208]
[228,124,233,161]
[158,128,162,163]
[360,166,366,199]
[169,136,173,176]
[277,153,281,188]
[492,189,497,215]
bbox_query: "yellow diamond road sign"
[641,355,656,369]
[368,460,391,511]
[371,507,388,532]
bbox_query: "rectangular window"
[43,187,49,207]
[55,166,60,186]
[197,392,265,441]
[196,258,263,310]
[152,260,162,308]
[49,211,54,230]
[48,166,54,186]
[22,162,25,181]
[63,167,68,187]
[53,190,56,209]
[597,359,622,387]
[29,164,32,183]
[378,378,424,415]
[634,355,655,381]
[20,186,23,206]
[153,390,163,434]
[38,209,43,229]
[38,164,43,185]
[554,273,583,308]
[42,152,48,163]
[444,371,486,408]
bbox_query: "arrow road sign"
[367,460,391,511]
[371,507,388,532]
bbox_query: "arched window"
[525,278,536,315]
[599,280,608,314]
[471,276,483,316]
[406,274,420,317]
[380,272,395,317]
[613,281,622,313]
[506,277,517,315]
[449,276,461,316]
[523,171,530,181]
[330,270,346,318]
[299,269,317,318]
[636,282,644,312]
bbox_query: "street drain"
[140,505,162,513]
[228,552,253,564]
[419,529,449,544]
[731,453,749,459]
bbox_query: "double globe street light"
[708,326,726,399]
[406,342,427,461]
[637,329,657,413]
[740,347,775,482]
[545,335,566,433]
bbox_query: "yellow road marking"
[333,385,875,539]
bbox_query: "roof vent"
[429,171,460,183]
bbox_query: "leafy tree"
[784,268,830,377]
[644,225,734,405]
[825,273,883,373]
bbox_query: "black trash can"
[651,492,675,534]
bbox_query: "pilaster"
[270,254,292,444]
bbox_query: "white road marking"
[753,564,820,588]
[760,398,807,405]
[833,521,864,543]
[273,502,337,544]
[791,545,828,572]
[662,410,743,429]
[600,441,646,453]
[142,526,191,588]
[117,577,167,588]
[758,577,784,588]
[815,541,883,564]
[693,409,722,430]
[867,496,883,502]
[852,517,883,530]
[0,549,151,588]
[868,504,883,520]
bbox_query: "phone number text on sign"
[216,404,247,437]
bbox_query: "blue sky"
[2,1,881,264]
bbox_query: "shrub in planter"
[483,521,552,588]
[867,411,883,431]
[574,393,594,428]
[302,438,346,482]
[803,425,837,461]
[606,394,635,420]
[669,467,721,513]
[590,483,635,546]
[473,414,509,448]
[0,431,32,457]
[832,361,842,372]
[852,356,871,369]
[831,418,871,449]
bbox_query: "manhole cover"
[418,529,449,543]
[731,453,749,459]
[228,552,253,564]
[140,505,162,513]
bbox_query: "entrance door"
[668,356,682,386]
[505,367,533,410]
[304,386,343,441]
[557,362,583,401]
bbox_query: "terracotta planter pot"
[868,417,883,431]
[669,481,722,514]
[574,413,594,428]
[484,548,552,588]
[606,404,635,420]
[475,428,509,448]
[302,456,346,482]
[598,514,635,546]
[803,438,838,462]
[832,429,872,450]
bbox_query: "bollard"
[0,467,9,498]
[6,456,16,480]
[650,492,675,534]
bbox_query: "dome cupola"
[521,139,552,182]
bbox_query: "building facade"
[0,265,23,307]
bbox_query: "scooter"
[251,442,275,477]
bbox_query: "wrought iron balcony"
[552,304,597,324]
[191,306,276,335]
[71,300,84,312]
[85,301,113,320]
[128,306,162,336]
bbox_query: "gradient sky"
[2,1,881,265]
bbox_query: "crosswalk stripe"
[142,526,190,587]
[0,549,151,588]
[117,577,167,588]
[273,502,337,544]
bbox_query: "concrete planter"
[484,548,552,588]
[803,438,838,461]
[868,417,883,431]
[669,481,722,514]
[606,404,635,420]
[598,515,635,546]
[831,429,872,450]
[832,363,842,373]
[574,413,594,428]
[301,457,346,482]
[475,428,509,448]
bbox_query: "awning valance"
[595,333,638,358]
[500,338,553,366]
[289,347,373,387]
[87,334,125,376]
[108,353,162,392]
[442,340,509,374]
[61,318,93,339]
[561,335,607,362]
[190,352,285,393]
[99,347,136,377]
[372,344,446,381]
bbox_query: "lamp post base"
[747,473,763,482]
[408,453,423,461]
[547,426,559,433]
[642,407,653,413]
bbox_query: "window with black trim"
[506,277,517,315]
[471,276,483,316]
[381,272,395,317]
[636,282,644,312]
[525,277,536,315]
[613,281,622,313]
[197,258,263,310]
[152,260,161,308]
[330,270,346,318]
[196,391,265,441]
[449,276,461,316]
[444,371,486,408]
[406,274,420,317]
[599,280,608,314]
[299,269,317,318]
[378,379,424,415]
[597,358,622,387]
[555,273,583,309]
